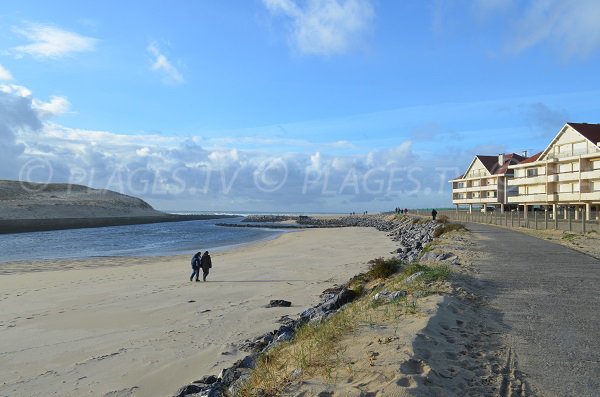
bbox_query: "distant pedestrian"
[200,251,212,282]
[190,251,201,282]
[431,209,438,221]
[404,208,408,215]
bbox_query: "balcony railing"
[547,147,600,159]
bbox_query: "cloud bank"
[0,81,459,211]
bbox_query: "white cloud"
[263,0,375,56]
[147,42,184,85]
[509,0,600,57]
[12,23,97,59]
[0,64,13,81]
[32,95,71,117]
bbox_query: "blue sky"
[1,0,599,212]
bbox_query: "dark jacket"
[200,254,212,270]
[191,253,201,269]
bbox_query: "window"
[559,163,572,173]
[527,168,538,177]
[573,141,587,155]
[559,183,572,193]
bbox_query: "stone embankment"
[172,215,441,397]
[241,215,300,223]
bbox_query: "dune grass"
[237,258,454,396]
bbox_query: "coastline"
[0,214,237,235]
[0,226,397,397]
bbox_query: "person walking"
[190,251,201,282]
[200,251,212,282]
[431,208,438,221]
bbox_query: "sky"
[1,0,600,213]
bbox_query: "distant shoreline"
[0,214,238,235]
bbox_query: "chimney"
[498,153,505,166]
[522,150,528,158]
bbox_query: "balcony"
[580,192,600,201]
[557,172,580,182]
[479,184,498,191]
[555,192,581,201]
[547,147,600,160]
[508,175,547,185]
[581,169,600,179]
[465,186,483,192]
[508,193,547,203]
[452,187,468,193]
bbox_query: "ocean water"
[0,218,286,263]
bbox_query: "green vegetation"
[433,222,467,238]
[348,257,402,291]
[403,263,452,283]
[436,214,450,224]
[367,257,401,279]
[561,232,578,241]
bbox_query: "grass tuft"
[436,214,450,224]
[367,257,402,279]
[433,222,467,238]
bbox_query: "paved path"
[468,223,600,397]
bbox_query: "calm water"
[0,218,285,263]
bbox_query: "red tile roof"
[518,151,543,164]
[568,123,600,145]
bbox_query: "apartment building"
[450,153,526,212]
[507,123,600,220]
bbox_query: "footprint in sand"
[400,358,426,375]
[397,377,417,387]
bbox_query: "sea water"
[0,217,285,263]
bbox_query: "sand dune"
[0,227,397,397]
[0,180,162,220]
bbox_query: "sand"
[278,229,532,396]
[0,227,397,397]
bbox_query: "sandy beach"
[0,227,397,397]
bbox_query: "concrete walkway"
[468,222,600,397]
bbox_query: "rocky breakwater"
[241,215,300,223]
[172,215,441,397]
[297,215,440,263]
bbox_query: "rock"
[239,354,257,369]
[276,315,296,327]
[193,375,217,385]
[228,373,251,396]
[389,290,407,300]
[372,289,406,302]
[405,272,424,284]
[277,331,293,342]
[206,382,226,397]
[268,299,292,307]
[173,384,203,397]
[372,289,390,301]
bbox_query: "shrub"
[403,263,452,282]
[367,257,402,279]
[437,214,449,224]
[433,222,467,238]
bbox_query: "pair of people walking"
[190,251,212,282]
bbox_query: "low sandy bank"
[0,227,397,397]
[0,214,236,234]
